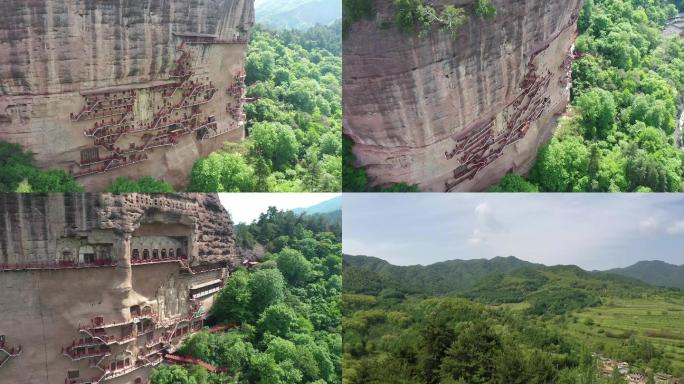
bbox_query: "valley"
[342,254,684,383]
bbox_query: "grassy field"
[566,294,684,373]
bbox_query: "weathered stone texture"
[343,0,582,191]
[0,193,238,384]
[0,193,238,267]
[0,0,254,190]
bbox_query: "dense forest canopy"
[491,0,684,192]
[152,207,342,384]
[189,23,342,193]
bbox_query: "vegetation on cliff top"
[188,23,342,193]
[492,0,684,192]
[343,0,496,38]
[151,207,342,384]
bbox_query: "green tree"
[258,304,312,339]
[530,136,590,192]
[250,122,300,170]
[488,173,539,192]
[438,321,502,384]
[578,0,593,33]
[212,269,252,323]
[188,152,256,192]
[474,0,496,19]
[150,365,197,384]
[249,269,286,316]
[576,88,616,139]
[276,248,313,286]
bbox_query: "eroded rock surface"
[0,0,254,190]
[343,0,581,191]
[0,193,239,383]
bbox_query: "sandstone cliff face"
[343,0,581,191]
[0,193,238,384]
[0,193,239,267]
[0,0,254,190]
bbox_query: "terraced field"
[567,294,684,372]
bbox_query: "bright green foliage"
[212,270,252,323]
[577,88,616,139]
[150,365,198,384]
[257,304,313,339]
[154,207,342,384]
[188,152,256,192]
[0,142,83,192]
[249,122,300,170]
[190,24,341,192]
[275,248,312,286]
[249,269,286,315]
[342,0,375,35]
[439,6,467,37]
[502,0,684,192]
[105,176,174,193]
[393,0,466,38]
[474,0,496,19]
[487,173,539,192]
[530,136,590,192]
[578,0,594,32]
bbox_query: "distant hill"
[255,0,341,30]
[606,260,684,288]
[344,255,653,315]
[293,196,341,215]
[343,255,536,295]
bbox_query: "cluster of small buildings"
[593,353,681,384]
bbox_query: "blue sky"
[343,194,684,270]
[219,193,340,224]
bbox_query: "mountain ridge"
[255,0,341,29]
[606,260,684,288]
[292,196,341,215]
[343,255,672,299]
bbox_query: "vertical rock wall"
[0,193,239,384]
[0,193,238,267]
[343,0,582,191]
[0,0,255,190]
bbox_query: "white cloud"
[468,229,484,246]
[639,217,659,233]
[666,221,684,235]
[475,202,491,215]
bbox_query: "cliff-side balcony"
[65,374,104,384]
[101,355,162,381]
[131,255,188,266]
[0,259,116,271]
[63,345,111,362]
[145,338,165,349]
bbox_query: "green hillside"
[255,0,341,29]
[343,256,684,383]
[606,260,684,288]
[343,254,535,295]
[293,196,342,215]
